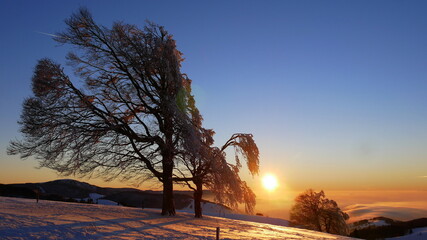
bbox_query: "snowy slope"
[0,197,356,240]
[181,200,290,227]
[386,227,427,240]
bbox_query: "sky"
[1,0,427,219]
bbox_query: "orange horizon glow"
[1,162,427,222]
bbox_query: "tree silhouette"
[290,189,349,235]
[172,86,259,218]
[176,130,259,218]
[8,8,197,216]
[205,133,258,216]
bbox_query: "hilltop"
[0,196,356,239]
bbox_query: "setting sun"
[262,174,279,192]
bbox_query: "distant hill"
[0,184,37,199]
[103,190,193,209]
[349,216,427,239]
[0,179,196,209]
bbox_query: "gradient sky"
[1,0,427,214]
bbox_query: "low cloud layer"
[344,202,427,222]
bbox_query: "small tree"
[290,189,349,235]
[176,132,259,218]
[172,84,259,218]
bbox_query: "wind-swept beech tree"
[200,133,258,218]
[211,134,258,210]
[174,94,259,218]
[8,8,198,216]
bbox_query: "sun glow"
[262,174,279,192]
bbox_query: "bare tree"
[8,8,197,216]
[290,189,349,235]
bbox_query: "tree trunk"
[194,181,203,218]
[161,109,176,216]
[161,173,176,216]
[315,218,322,232]
[161,154,176,216]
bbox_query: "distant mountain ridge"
[0,179,196,209]
[349,216,427,239]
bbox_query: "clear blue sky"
[1,0,427,192]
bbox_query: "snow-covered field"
[0,197,356,239]
[386,227,427,240]
[180,200,291,227]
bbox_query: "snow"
[88,193,104,201]
[78,193,118,206]
[97,199,118,206]
[37,186,46,194]
[351,219,390,230]
[0,197,357,239]
[386,227,427,240]
[371,220,389,227]
[181,200,290,227]
[181,200,233,215]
